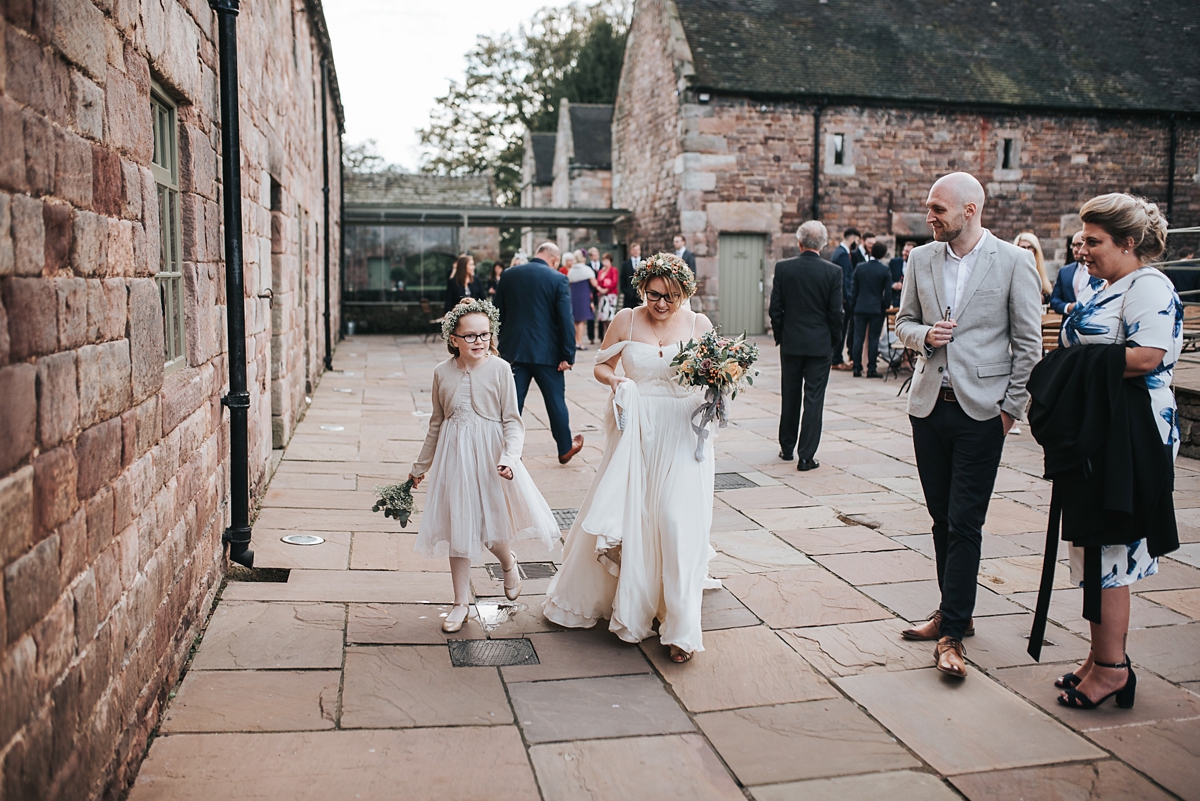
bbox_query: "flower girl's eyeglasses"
[645,290,681,304]
[453,332,493,344]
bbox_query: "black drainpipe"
[210,0,253,568]
[321,57,333,371]
[811,104,823,222]
[1166,114,1177,221]
[339,135,346,337]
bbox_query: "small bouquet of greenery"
[671,330,760,460]
[372,479,415,527]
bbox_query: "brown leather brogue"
[900,610,975,641]
[935,636,968,678]
[558,434,584,465]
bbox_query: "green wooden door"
[717,233,765,335]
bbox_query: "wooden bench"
[1183,304,1200,353]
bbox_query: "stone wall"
[0,0,342,797]
[612,0,1200,325]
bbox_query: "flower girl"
[408,300,559,632]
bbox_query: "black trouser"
[852,313,884,374]
[840,300,854,362]
[778,353,831,461]
[910,398,1005,641]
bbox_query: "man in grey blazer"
[894,172,1042,679]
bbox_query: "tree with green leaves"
[418,2,629,207]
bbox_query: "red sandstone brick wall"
[0,0,341,797]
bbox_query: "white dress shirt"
[941,229,992,386]
[1071,262,1104,307]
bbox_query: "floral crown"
[441,298,501,342]
[632,252,697,298]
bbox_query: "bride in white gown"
[543,255,719,662]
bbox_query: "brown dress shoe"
[558,434,584,465]
[900,610,975,641]
[935,636,967,678]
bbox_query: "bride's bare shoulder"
[692,312,713,333]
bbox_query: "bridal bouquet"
[671,330,760,460]
[371,479,415,527]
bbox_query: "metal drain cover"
[485,561,558,581]
[281,534,325,546]
[448,638,538,667]
[714,472,759,491]
[552,508,578,529]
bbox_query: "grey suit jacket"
[895,234,1043,422]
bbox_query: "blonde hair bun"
[1079,193,1168,262]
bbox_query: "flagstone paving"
[129,334,1200,799]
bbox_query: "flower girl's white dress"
[543,316,718,653]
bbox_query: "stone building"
[520,99,617,254]
[341,172,499,332]
[0,0,343,796]
[612,0,1200,334]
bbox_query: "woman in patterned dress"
[1054,194,1183,710]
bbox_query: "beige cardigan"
[411,355,525,476]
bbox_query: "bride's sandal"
[669,645,693,663]
[442,604,470,633]
[502,553,522,601]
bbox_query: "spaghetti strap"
[689,312,697,339]
[629,307,637,341]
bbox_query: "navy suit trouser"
[511,362,573,457]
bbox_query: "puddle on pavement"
[474,601,526,631]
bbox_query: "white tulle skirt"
[415,407,557,561]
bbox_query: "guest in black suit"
[494,242,584,464]
[829,227,861,369]
[444,254,478,313]
[672,234,697,274]
[768,221,843,471]
[888,240,914,308]
[850,241,893,378]
[1049,231,1101,316]
[619,243,643,308]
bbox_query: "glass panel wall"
[343,225,459,304]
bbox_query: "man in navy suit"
[829,228,861,369]
[1049,231,1101,318]
[495,242,585,464]
[889,240,914,308]
[850,241,893,377]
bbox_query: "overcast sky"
[325,0,573,171]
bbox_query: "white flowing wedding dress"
[543,314,719,653]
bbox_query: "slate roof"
[344,173,494,207]
[673,0,1200,114]
[530,133,556,185]
[568,104,614,168]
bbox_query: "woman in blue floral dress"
[1055,193,1183,709]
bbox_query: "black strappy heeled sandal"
[1056,657,1136,710]
[1054,652,1128,690]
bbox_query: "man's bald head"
[926,172,986,248]
[930,172,985,213]
[534,242,561,269]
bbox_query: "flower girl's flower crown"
[632,253,697,298]
[441,298,501,342]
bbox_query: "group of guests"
[828,229,913,377]
[771,173,1182,707]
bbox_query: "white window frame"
[151,83,186,374]
[824,130,855,176]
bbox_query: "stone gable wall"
[611,0,687,260]
[0,0,341,797]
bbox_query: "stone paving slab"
[837,667,1106,775]
[774,524,903,555]
[978,555,1075,594]
[1086,717,1200,801]
[1126,622,1200,682]
[696,698,920,785]
[1008,587,1193,635]
[813,548,935,585]
[129,728,540,801]
[948,761,1177,801]
[644,626,836,712]
[861,579,1023,621]
[699,587,761,630]
[220,569,454,603]
[346,602,486,644]
[750,770,962,801]
[508,675,695,744]
[779,618,945,677]
[250,530,352,570]
[161,670,340,733]
[994,661,1200,730]
[502,629,651,683]
[190,602,345,670]
[709,528,813,576]
[529,734,745,801]
[341,646,512,728]
[350,531,450,572]
[1139,587,1200,620]
[723,567,893,628]
[966,612,1091,670]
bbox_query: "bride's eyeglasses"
[645,290,681,305]
[452,331,493,343]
